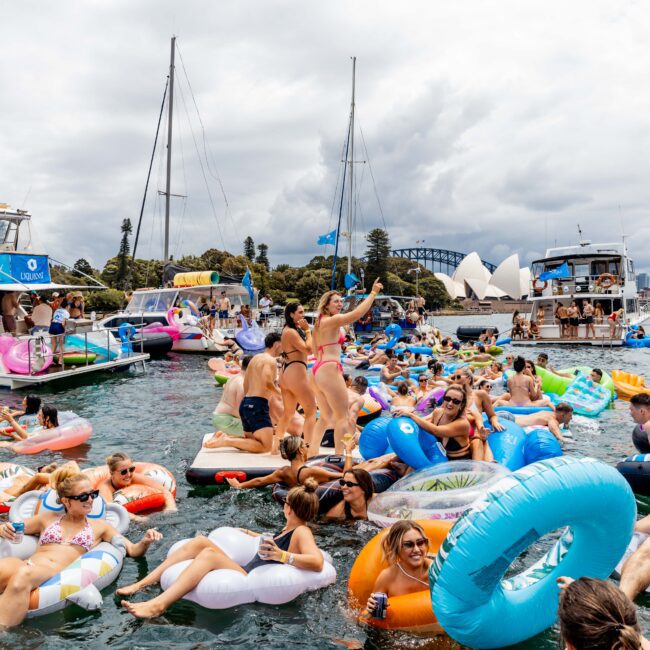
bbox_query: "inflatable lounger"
[66,332,121,360]
[186,433,362,485]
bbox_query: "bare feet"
[204,431,227,449]
[121,598,167,618]
[115,581,146,597]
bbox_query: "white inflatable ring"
[0,490,130,617]
[160,527,336,609]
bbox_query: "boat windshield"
[126,290,178,313]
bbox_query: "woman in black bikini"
[274,303,318,453]
[324,467,374,521]
[119,479,324,618]
[394,385,472,460]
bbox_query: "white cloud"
[1,0,649,276]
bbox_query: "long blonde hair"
[381,520,428,565]
[316,291,341,321]
[51,465,89,500]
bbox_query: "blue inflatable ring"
[387,417,446,470]
[429,456,635,649]
[494,405,553,415]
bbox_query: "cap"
[52,292,60,298]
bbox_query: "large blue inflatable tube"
[358,417,392,459]
[494,405,553,415]
[386,417,447,469]
[429,456,636,649]
[486,417,527,470]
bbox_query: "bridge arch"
[391,248,497,275]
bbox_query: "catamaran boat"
[513,240,648,347]
[0,205,149,388]
[95,281,259,353]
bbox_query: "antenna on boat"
[347,56,356,288]
[577,224,591,247]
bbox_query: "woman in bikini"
[273,303,318,453]
[118,480,325,619]
[0,466,161,627]
[323,467,375,521]
[394,384,472,461]
[494,356,552,408]
[311,279,383,453]
[364,521,434,616]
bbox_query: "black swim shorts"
[239,396,273,434]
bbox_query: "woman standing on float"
[311,279,383,453]
[274,303,318,454]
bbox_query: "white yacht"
[96,282,259,353]
[514,240,648,347]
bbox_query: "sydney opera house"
[434,252,531,300]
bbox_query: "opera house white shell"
[435,252,529,300]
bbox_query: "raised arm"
[320,279,383,329]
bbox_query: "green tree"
[244,236,255,262]
[418,276,449,309]
[72,258,95,279]
[115,218,132,290]
[364,228,391,284]
[256,243,270,271]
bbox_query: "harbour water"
[1,314,649,649]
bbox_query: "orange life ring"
[348,519,453,633]
[596,273,615,289]
[532,277,548,292]
[84,462,176,514]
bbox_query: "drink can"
[11,521,24,545]
[371,592,388,619]
[258,532,274,559]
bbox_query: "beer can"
[11,521,24,545]
[258,532,274,559]
[371,592,388,619]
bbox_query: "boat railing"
[22,324,145,376]
[531,274,623,298]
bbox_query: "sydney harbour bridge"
[390,247,497,274]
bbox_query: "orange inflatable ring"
[348,519,453,633]
[532,277,548,292]
[84,462,176,514]
[596,272,615,289]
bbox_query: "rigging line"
[132,77,169,261]
[357,115,387,232]
[176,43,233,239]
[175,66,227,250]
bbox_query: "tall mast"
[347,56,356,281]
[164,36,176,263]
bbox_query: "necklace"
[396,561,429,587]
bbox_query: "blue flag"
[539,261,570,281]
[344,273,360,289]
[242,268,254,304]
[317,229,337,246]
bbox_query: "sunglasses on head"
[66,489,100,502]
[443,395,462,405]
[339,479,359,488]
[117,466,136,476]
[402,537,429,550]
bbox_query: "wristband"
[370,291,378,296]
[280,551,288,564]
[288,553,295,565]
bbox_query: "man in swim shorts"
[217,291,231,328]
[513,402,573,443]
[210,355,252,437]
[204,333,282,453]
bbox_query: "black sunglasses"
[443,395,463,405]
[418,378,427,382]
[66,489,100,502]
[117,466,136,476]
[451,374,464,381]
[402,537,429,550]
[339,479,360,488]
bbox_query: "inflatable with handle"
[141,308,183,341]
[0,489,129,617]
[235,315,265,352]
[0,335,53,375]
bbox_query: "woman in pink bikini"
[0,465,162,627]
[311,278,383,453]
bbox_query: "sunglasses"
[402,537,429,550]
[339,479,360,488]
[443,395,463,405]
[117,466,136,476]
[418,378,427,383]
[66,489,100,502]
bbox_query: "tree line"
[51,221,451,312]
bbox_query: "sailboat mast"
[164,36,176,263]
[347,56,356,280]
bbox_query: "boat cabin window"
[572,263,590,279]
[626,299,637,314]
[103,315,167,329]
[126,291,177,313]
[627,259,635,281]
[591,259,620,277]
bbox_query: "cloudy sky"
[2,0,650,276]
